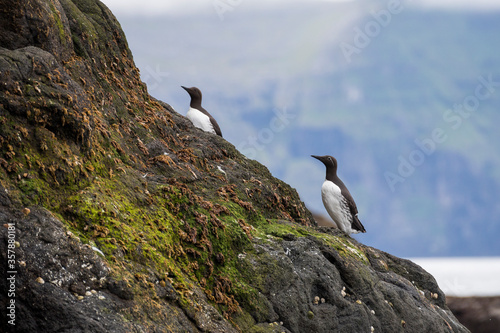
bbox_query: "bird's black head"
[181,86,203,107]
[181,86,202,99]
[311,155,337,168]
[311,155,338,180]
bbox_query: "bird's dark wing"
[351,214,366,233]
[340,184,366,233]
[210,117,223,137]
[199,106,223,137]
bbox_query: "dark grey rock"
[106,278,134,300]
[240,234,466,333]
[447,296,500,333]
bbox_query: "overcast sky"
[100,0,500,16]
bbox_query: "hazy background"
[100,0,500,260]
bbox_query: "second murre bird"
[181,86,223,137]
[311,155,366,234]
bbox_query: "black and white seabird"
[311,155,366,234]
[181,86,223,137]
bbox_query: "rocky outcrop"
[447,296,500,333]
[0,0,469,332]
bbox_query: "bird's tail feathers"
[352,214,366,233]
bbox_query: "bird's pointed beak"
[181,86,193,94]
[311,155,327,165]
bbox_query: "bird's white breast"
[320,180,351,232]
[186,107,216,134]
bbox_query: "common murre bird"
[311,155,366,234]
[181,86,223,137]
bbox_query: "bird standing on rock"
[181,86,223,137]
[311,155,366,234]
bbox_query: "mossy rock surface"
[0,1,469,332]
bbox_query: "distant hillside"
[116,5,500,257]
